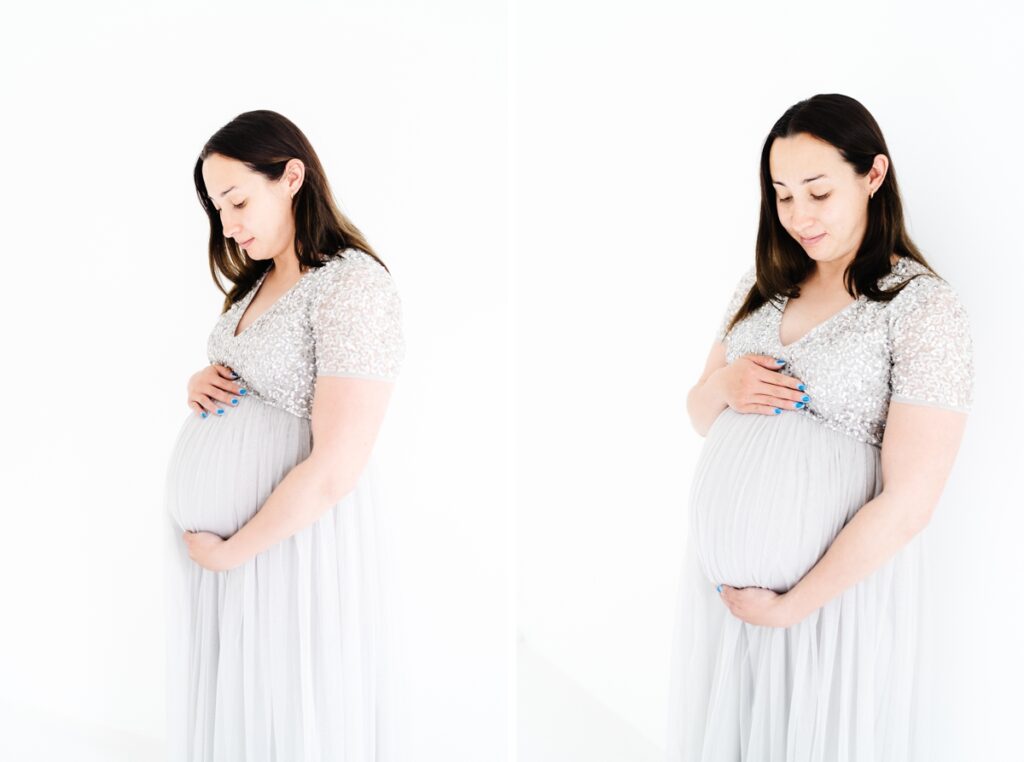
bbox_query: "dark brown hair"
[192,109,387,313]
[723,93,938,336]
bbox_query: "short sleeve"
[312,255,405,381]
[713,263,757,343]
[888,275,973,412]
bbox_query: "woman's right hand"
[187,363,248,418]
[710,354,810,416]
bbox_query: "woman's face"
[201,153,303,264]
[768,132,887,269]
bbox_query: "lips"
[800,232,826,244]
[239,237,254,248]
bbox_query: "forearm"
[785,491,926,622]
[223,455,350,566]
[686,374,727,437]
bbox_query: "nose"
[785,199,817,233]
[219,211,240,239]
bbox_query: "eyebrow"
[772,174,828,187]
[208,185,239,202]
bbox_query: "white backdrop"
[4,2,1023,761]
[0,2,509,760]
[514,0,1023,758]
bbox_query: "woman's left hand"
[183,530,239,572]
[718,584,797,628]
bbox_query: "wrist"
[703,368,727,407]
[221,536,248,571]
[782,585,811,625]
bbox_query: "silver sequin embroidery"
[206,248,405,420]
[714,256,974,447]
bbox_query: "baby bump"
[164,395,312,537]
[689,408,881,591]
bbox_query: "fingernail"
[231,398,239,405]
[200,411,208,418]
[795,401,805,409]
[774,408,781,415]
[775,358,786,365]
[229,372,239,379]
[716,584,723,593]
[216,408,225,415]
[801,395,810,402]
[239,388,247,395]
[797,383,806,391]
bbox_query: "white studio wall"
[0,3,509,760]
[514,0,1023,757]
[2,1,1021,761]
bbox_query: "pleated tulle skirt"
[666,407,927,762]
[162,393,395,762]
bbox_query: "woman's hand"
[718,583,800,628]
[187,363,248,418]
[710,354,810,416]
[182,530,242,572]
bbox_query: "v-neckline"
[775,256,908,349]
[776,293,862,349]
[231,266,317,339]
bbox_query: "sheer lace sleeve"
[713,263,757,344]
[312,254,405,381]
[888,275,973,412]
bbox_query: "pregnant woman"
[162,110,405,761]
[665,94,973,760]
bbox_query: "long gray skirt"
[666,407,926,761]
[162,393,394,762]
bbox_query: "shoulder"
[319,247,393,281]
[883,260,971,342]
[724,262,757,301]
[312,248,400,305]
[884,259,962,309]
[737,262,757,289]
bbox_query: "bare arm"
[222,376,395,566]
[686,342,729,437]
[782,401,969,622]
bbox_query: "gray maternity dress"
[163,247,405,761]
[666,256,974,761]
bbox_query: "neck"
[808,250,856,289]
[269,251,305,280]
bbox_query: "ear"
[284,157,306,197]
[868,153,889,194]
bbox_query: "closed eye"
[214,201,246,212]
[777,193,830,203]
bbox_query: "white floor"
[518,639,662,762]
[3,645,663,762]
[0,699,163,762]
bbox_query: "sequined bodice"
[206,248,405,420]
[715,257,973,447]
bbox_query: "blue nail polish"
[239,388,247,395]
[716,584,723,593]
[774,407,781,415]
[231,398,239,405]
[797,384,805,391]
[775,358,786,365]
[795,401,804,409]
[801,395,809,402]
[216,408,225,415]
[200,411,208,418]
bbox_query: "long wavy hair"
[192,110,387,313]
[723,93,938,336]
